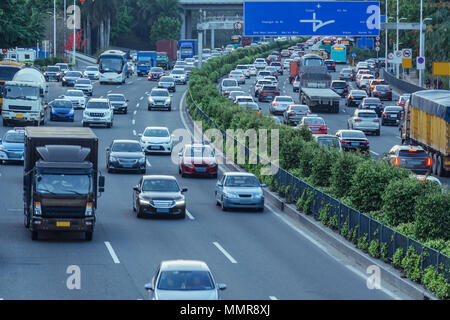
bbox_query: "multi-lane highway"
[0,55,420,300]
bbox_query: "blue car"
[49,99,75,122]
[0,128,25,163]
[215,172,266,212]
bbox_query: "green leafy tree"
[414,191,450,241]
[150,16,181,45]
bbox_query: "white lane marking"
[136,103,140,108]
[179,90,194,138]
[345,265,401,300]
[140,96,144,101]
[133,110,137,115]
[370,150,380,156]
[145,91,149,95]
[146,159,152,167]
[128,81,133,85]
[396,135,401,139]
[107,90,112,94]
[269,296,278,300]
[116,86,121,89]
[186,210,195,220]
[132,119,136,125]
[104,241,120,264]
[213,242,237,264]
[133,130,136,136]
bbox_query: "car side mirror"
[133,186,140,192]
[217,182,223,187]
[260,184,267,188]
[181,188,188,193]
[144,283,154,291]
[126,99,129,102]
[99,175,105,192]
[217,283,227,291]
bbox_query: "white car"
[263,75,278,87]
[357,74,375,89]
[184,57,196,65]
[171,68,187,84]
[82,98,114,128]
[61,89,86,109]
[247,64,257,76]
[139,126,173,154]
[83,66,100,80]
[145,260,226,300]
[256,70,272,82]
[235,65,251,78]
[74,78,93,96]
[228,70,245,84]
[270,96,294,114]
[253,58,267,70]
[235,95,254,105]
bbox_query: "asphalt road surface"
[0,60,419,300]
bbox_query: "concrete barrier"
[382,69,424,94]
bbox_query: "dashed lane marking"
[104,241,120,264]
[213,242,238,264]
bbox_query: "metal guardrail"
[382,69,425,94]
[187,88,450,283]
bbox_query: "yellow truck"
[0,61,23,111]
[401,90,450,177]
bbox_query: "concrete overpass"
[179,0,244,39]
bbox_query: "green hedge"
[186,38,450,298]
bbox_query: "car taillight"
[332,64,335,67]
[382,112,387,117]
[394,156,400,165]
[373,118,379,122]
[426,157,432,166]
[340,140,350,144]
[361,141,369,145]
[229,75,233,77]
[257,110,261,114]
[273,103,279,106]
[289,111,296,116]
[349,96,353,99]
[240,75,244,78]
[354,118,362,122]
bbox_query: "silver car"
[270,96,294,115]
[253,58,267,70]
[83,66,100,80]
[74,78,93,96]
[215,172,266,211]
[228,70,246,84]
[347,109,381,135]
[171,68,186,84]
[148,88,172,111]
[145,260,226,300]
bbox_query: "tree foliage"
[150,16,181,44]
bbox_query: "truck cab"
[137,51,157,76]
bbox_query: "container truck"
[298,66,340,113]
[23,127,105,241]
[401,90,450,177]
[136,51,157,76]
[2,67,48,126]
[178,40,198,60]
[156,40,178,70]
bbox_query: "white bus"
[97,50,128,84]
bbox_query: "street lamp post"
[53,0,56,57]
[384,0,388,71]
[72,0,76,65]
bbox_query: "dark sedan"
[283,104,310,126]
[381,106,403,126]
[158,76,176,92]
[360,97,384,117]
[335,130,370,152]
[106,140,146,173]
[372,85,392,101]
[62,71,83,87]
[386,145,432,174]
[346,90,367,107]
[132,175,187,219]
[330,80,349,97]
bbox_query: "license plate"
[408,160,421,165]
[351,142,360,146]
[156,208,169,213]
[108,78,113,81]
[369,105,376,109]
[93,118,100,121]
[196,168,207,173]
[56,221,70,227]
[16,113,23,119]
[267,96,272,99]
[390,114,397,118]
[150,146,160,150]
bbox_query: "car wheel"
[124,109,127,114]
[168,107,171,111]
[82,122,88,127]
[31,230,38,241]
[178,210,186,219]
[221,197,227,211]
[148,106,151,111]
[258,206,265,212]
[85,231,93,241]
[376,130,380,136]
[137,206,144,218]
[212,173,218,179]
[2,118,8,127]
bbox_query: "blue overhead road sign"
[244,1,381,36]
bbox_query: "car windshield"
[222,79,236,86]
[304,118,325,125]
[144,129,169,137]
[258,81,271,86]
[225,175,260,187]
[304,58,323,66]
[172,69,184,74]
[151,90,169,97]
[291,105,309,112]
[3,131,24,143]
[262,86,276,91]
[0,66,21,80]
[237,97,253,102]
[112,142,141,152]
[342,131,366,138]
[151,67,163,72]
[36,174,92,195]
[185,146,214,158]
[160,77,174,83]
[86,67,98,71]
[66,72,81,77]
[352,91,366,97]
[108,95,125,102]
[46,67,59,72]
[4,85,39,100]
[364,98,380,104]
[342,68,352,73]
[399,150,427,158]
[142,179,180,192]
[67,90,83,97]
[86,101,109,109]
[332,82,347,88]
[77,80,90,85]
[376,85,390,90]
[231,71,242,75]
[52,100,72,108]
[385,107,402,112]
[157,270,214,291]
[276,97,294,102]
[100,57,123,73]
[358,112,377,118]
[259,72,271,76]
[243,103,259,110]
[57,65,68,70]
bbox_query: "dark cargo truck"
[156,40,178,70]
[23,127,105,241]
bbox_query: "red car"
[299,116,327,134]
[148,67,165,81]
[397,94,411,108]
[179,143,218,178]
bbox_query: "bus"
[320,38,333,53]
[330,44,347,64]
[97,50,128,84]
[0,61,23,111]
[231,35,242,48]
[300,54,324,67]
[241,36,252,47]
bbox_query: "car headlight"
[224,191,239,199]
[109,156,118,162]
[165,99,171,104]
[34,202,42,216]
[175,198,185,207]
[85,202,93,216]
[139,199,150,206]
[254,192,264,198]
[0,150,7,160]
[68,109,74,115]
[148,98,155,104]
[138,157,146,164]
[62,78,66,82]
